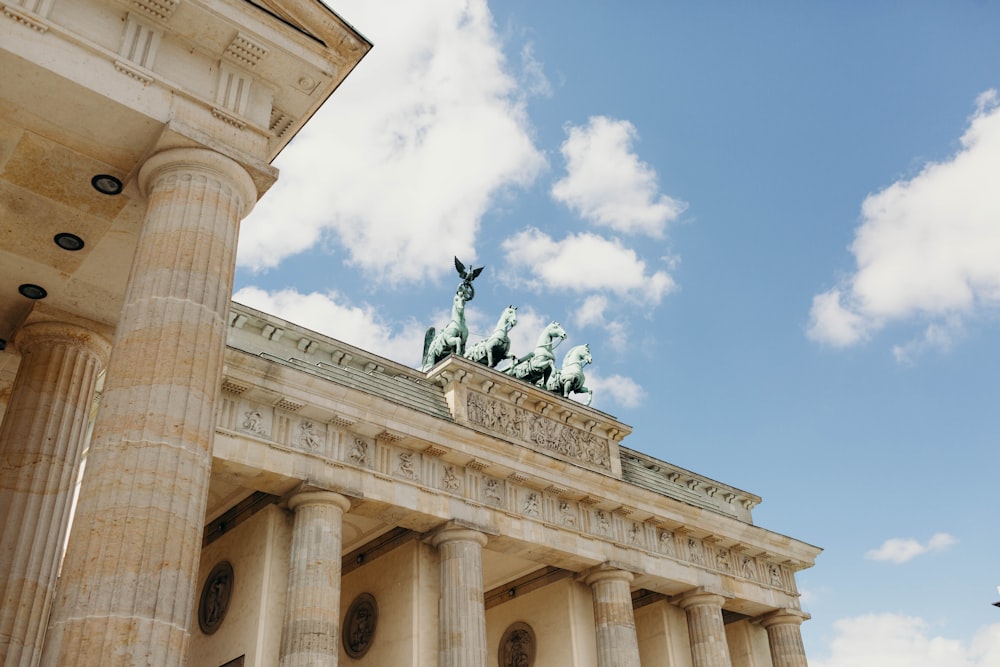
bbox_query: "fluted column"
[278,490,351,667]
[430,527,488,667]
[40,147,257,667]
[760,609,809,667]
[0,320,110,667]
[584,565,641,667]
[676,591,732,667]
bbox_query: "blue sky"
[234,2,1000,663]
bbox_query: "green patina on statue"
[546,343,593,406]
[465,305,517,368]
[504,321,566,387]
[421,258,596,405]
[422,257,483,371]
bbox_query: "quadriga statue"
[465,305,517,368]
[421,288,469,371]
[505,321,566,387]
[546,343,593,406]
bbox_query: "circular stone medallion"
[499,621,536,667]
[343,592,378,659]
[198,561,234,635]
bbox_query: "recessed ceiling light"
[54,232,85,251]
[91,174,123,196]
[18,284,47,300]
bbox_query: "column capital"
[286,489,351,514]
[673,588,730,610]
[582,562,635,587]
[138,147,258,218]
[13,320,111,366]
[429,525,488,549]
[758,608,810,628]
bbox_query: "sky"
[233,2,1000,663]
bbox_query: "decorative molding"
[274,398,304,412]
[221,379,249,394]
[2,0,54,31]
[116,13,161,85]
[128,0,179,22]
[225,32,268,68]
[269,107,294,138]
[114,60,154,85]
[423,445,447,457]
[214,63,252,128]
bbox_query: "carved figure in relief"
[659,531,675,556]
[768,564,783,587]
[716,548,731,571]
[528,415,558,447]
[545,344,594,406]
[627,522,641,545]
[595,510,611,535]
[465,305,517,368]
[397,452,418,480]
[484,479,503,505]
[499,623,535,667]
[442,465,461,491]
[298,420,322,449]
[558,501,577,527]
[522,492,540,516]
[505,321,567,387]
[467,393,524,440]
[349,438,369,466]
[242,409,266,436]
[687,538,704,565]
[741,555,757,580]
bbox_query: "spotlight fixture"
[54,232,85,251]
[91,174,123,196]
[18,284,47,300]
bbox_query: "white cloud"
[865,532,957,564]
[501,228,677,303]
[813,615,1000,667]
[233,286,423,365]
[585,372,646,409]
[809,91,1000,355]
[891,316,962,364]
[575,295,610,328]
[519,42,552,97]
[237,0,545,283]
[551,116,687,237]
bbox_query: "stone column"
[676,591,733,667]
[0,319,110,667]
[760,609,809,667]
[430,527,488,667]
[584,564,641,667]
[40,147,257,667]
[278,490,351,667]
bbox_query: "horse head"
[565,343,592,367]
[538,321,567,348]
[501,305,517,332]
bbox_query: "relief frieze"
[467,392,611,471]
